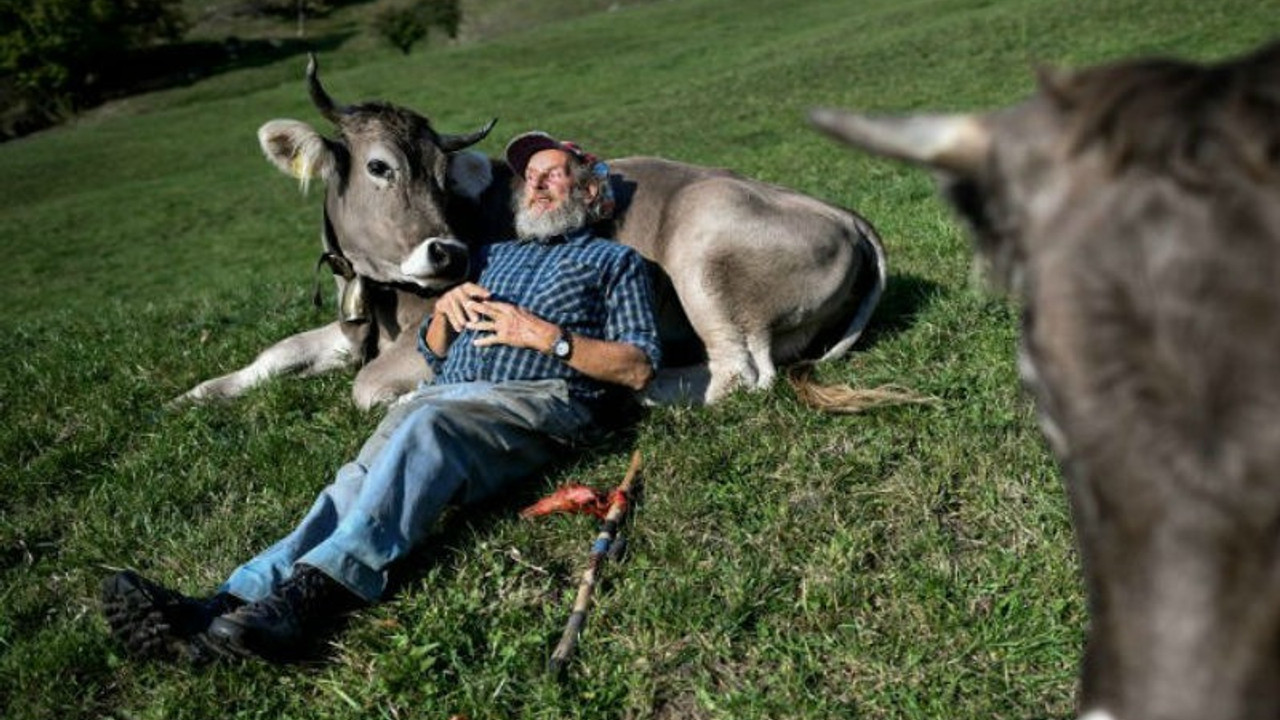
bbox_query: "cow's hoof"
[165,392,200,411]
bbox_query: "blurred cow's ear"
[446,150,494,201]
[258,119,337,193]
[809,108,990,177]
[1035,65,1074,109]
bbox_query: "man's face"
[513,148,597,240]
[523,149,575,215]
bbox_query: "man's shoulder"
[475,240,503,261]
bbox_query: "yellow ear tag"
[290,154,308,179]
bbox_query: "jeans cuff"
[297,545,385,603]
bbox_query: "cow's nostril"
[428,242,449,267]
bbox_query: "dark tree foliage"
[373,0,460,55]
[424,0,460,39]
[0,0,188,130]
[244,0,369,21]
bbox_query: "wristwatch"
[550,328,573,361]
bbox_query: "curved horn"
[438,118,499,152]
[306,53,348,125]
[809,108,990,176]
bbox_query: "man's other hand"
[468,300,557,353]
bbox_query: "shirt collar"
[517,225,594,246]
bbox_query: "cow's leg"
[668,267,768,403]
[704,339,775,403]
[745,331,777,391]
[352,332,432,411]
[174,322,356,406]
[670,307,753,404]
[702,329,759,404]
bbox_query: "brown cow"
[176,56,500,410]
[813,40,1280,720]
[179,55,887,409]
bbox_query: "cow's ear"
[258,119,337,192]
[809,109,990,177]
[1035,64,1075,110]
[446,150,494,201]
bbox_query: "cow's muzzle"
[400,237,470,288]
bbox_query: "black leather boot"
[101,570,242,664]
[205,565,363,662]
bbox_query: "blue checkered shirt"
[418,228,661,403]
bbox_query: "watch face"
[553,337,572,359]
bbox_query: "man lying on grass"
[101,132,661,664]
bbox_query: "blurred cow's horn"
[439,118,499,152]
[306,53,348,125]
[809,109,990,176]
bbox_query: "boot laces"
[276,567,337,620]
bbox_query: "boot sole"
[100,571,215,665]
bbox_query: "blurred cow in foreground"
[813,40,1280,720]
[177,55,887,410]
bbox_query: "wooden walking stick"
[548,449,643,678]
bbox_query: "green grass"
[1,0,1276,718]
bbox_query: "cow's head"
[258,54,496,290]
[813,40,1280,720]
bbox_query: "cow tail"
[787,362,938,414]
[792,219,937,414]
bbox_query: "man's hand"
[468,300,558,352]
[424,282,492,357]
[431,286,654,391]
[434,282,492,332]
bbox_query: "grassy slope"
[1,0,1276,718]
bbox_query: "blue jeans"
[220,379,598,603]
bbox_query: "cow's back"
[608,156,882,362]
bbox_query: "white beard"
[514,188,590,240]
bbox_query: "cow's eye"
[367,159,394,180]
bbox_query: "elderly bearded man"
[101,132,662,663]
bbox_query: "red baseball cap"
[504,131,593,177]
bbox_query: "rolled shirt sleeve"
[416,314,446,375]
[604,249,662,373]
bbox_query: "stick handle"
[616,449,643,496]
[548,450,643,677]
